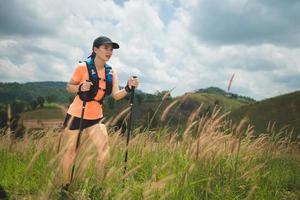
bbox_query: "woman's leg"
[85,123,109,173]
[62,129,79,185]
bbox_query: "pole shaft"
[70,98,86,182]
[123,87,135,175]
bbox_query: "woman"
[62,36,139,188]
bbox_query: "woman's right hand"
[79,80,93,92]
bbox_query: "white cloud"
[0,58,37,82]
[0,0,299,100]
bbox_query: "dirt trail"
[23,119,63,129]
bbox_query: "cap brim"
[112,42,119,49]
[103,41,119,49]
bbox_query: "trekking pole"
[123,78,136,177]
[70,93,87,182]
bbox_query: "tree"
[10,114,25,138]
[30,100,38,110]
[11,101,26,115]
[136,94,144,105]
[0,109,7,129]
[46,95,58,103]
[37,96,45,108]
[154,90,171,100]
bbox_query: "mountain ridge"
[1,81,299,137]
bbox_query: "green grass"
[255,156,300,199]
[0,136,299,199]
[0,149,52,197]
[1,109,299,199]
[21,106,64,120]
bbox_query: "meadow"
[0,106,300,199]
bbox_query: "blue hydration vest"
[78,58,113,104]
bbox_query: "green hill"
[3,81,299,138]
[189,92,247,110]
[162,92,250,128]
[195,87,256,104]
[0,81,145,105]
[230,91,300,136]
[0,82,74,104]
[102,90,251,130]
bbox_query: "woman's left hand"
[128,76,139,89]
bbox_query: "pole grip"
[130,76,137,104]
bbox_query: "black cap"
[93,36,119,49]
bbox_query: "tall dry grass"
[0,104,300,199]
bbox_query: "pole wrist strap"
[125,83,132,93]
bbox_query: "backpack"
[78,58,113,104]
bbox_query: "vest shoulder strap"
[104,63,113,95]
[77,59,114,105]
[85,58,99,82]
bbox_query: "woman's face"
[94,44,113,61]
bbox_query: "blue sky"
[0,0,299,100]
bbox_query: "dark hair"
[90,51,96,59]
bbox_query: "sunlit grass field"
[20,104,65,120]
[1,107,300,199]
